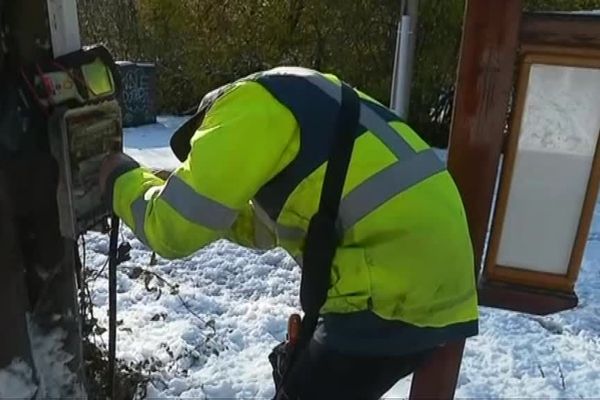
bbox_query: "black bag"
[269,81,361,399]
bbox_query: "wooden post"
[447,0,524,278]
[409,0,523,398]
[0,0,86,395]
[409,340,466,399]
[0,0,53,374]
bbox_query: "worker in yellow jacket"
[100,66,478,399]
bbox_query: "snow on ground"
[123,116,188,172]
[85,233,299,398]
[79,116,600,398]
[26,317,86,398]
[0,359,37,399]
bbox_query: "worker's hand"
[99,152,137,195]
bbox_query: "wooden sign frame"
[483,49,600,294]
[410,7,600,400]
[476,12,600,315]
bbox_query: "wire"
[108,214,120,400]
[18,59,95,119]
[121,265,211,327]
[118,264,223,349]
[19,68,49,117]
[35,63,53,107]
[81,234,87,270]
[88,258,109,281]
[77,235,87,324]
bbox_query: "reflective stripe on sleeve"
[131,196,150,247]
[160,175,238,231]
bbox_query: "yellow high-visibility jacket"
[108,67,478,354]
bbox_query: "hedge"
[78,0,600,146]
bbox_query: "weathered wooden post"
[409,0,524,398]
[0,0,88,396]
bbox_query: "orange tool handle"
[287,313,302,346]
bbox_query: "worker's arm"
[103,81,299,259]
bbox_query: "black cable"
[107,214,119,399]
[77,235,87,328]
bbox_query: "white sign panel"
[47,0,81,57]
[497,64,600,274]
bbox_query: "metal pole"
[389,13,402,110]
[390,0,418,119]
[108,216,120,399]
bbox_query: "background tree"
[78,0,600,147]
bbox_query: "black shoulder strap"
[298,81,361,343]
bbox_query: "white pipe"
[390,19,403,110]
[47,0,81,57]
[390,0,418,120]
[391,15,412,118]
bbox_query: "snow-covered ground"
[78,116,600,398]
[123,116,187,172]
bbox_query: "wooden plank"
[446,0,524,276]
[478,279,578,315]
[522,12,600,49]
[488,265,574,293]
[521,44,600,61]
[409,340,466,399]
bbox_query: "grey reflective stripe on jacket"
[131,196,150,247]
[130,176,239,247]
[251,67,445,238]
[160,175,238,230]
[253,201,305,247]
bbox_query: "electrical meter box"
[50,101,122,238]
[24,45,124,238]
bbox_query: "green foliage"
[78,0,600,146]
[410,0,465,147]
[78,0,401,113]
